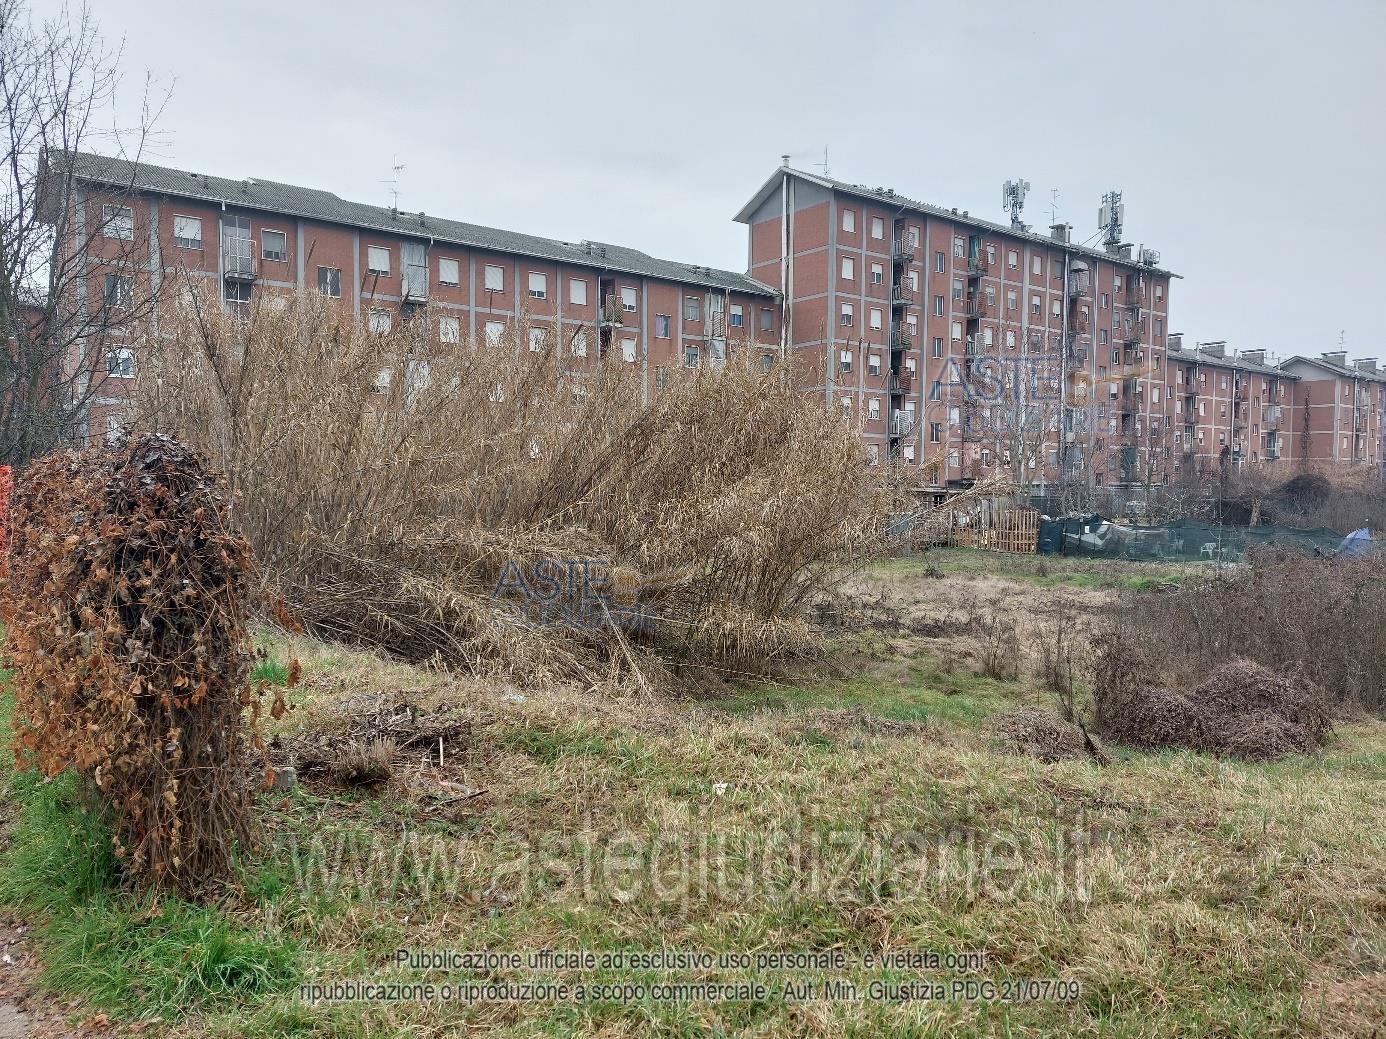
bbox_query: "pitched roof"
[57,150,778,298]
[1167,346,1295,379]
[1280,354,1386,384]
[734,167,1179,279]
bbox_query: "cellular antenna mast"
[381,157,405,210]
[1002,179,1030,231]
[1099,190,1125,250]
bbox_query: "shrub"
[128,287,898,683]
[1,434,268,894]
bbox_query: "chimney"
[1167,332,1184,352]
[1240,349,1266,365]
[1323,351,1348,367]
[1201,341,1226,359]
[1050,223,1070,243]
[1356,358,1379,374]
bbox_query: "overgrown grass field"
[3,551,1384,1037]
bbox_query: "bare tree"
[0,0,165,465]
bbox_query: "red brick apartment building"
[1163,337,1298,473]
[56,151,781,441]
[1280,352,1386,469]
[735,166,1177,486]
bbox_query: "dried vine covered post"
[1,433,275,896]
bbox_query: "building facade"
[735,166,1177,487]
[1280,352,1386,468]
[57,151,782,442]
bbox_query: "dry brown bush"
[1,434,270,894]
[129,286,895,684]
[1114,548,1386,712]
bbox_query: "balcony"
[891,285,913,307]
[889,411,915,437]
[890,330,914,351]
[1121,324,1144,345]
[963,295,989,320]
[599,296,623,328]
[1125,286,1146,309]
[889,370,914,396]
[223,251,258,281]
[891,239,914,265]
[966,254,989,278]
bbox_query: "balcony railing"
[890,331,914,351]
[964,295,988,320]
[966,254,989,277]
[223,250,258,281]
[891,285,913,306]
[891,239,914,264]
[889,411,915,437]
[889,370,914,396]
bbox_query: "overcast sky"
[43,0,1386,363]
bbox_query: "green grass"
[251,656,293,685]
[0,683,302,1017]
[875,548,1187,593]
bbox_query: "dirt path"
[0,919,96,1039]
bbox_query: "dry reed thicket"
[1,434,270,894]
[130,285,895,686]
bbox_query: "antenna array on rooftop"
[1002,179,1030,230]
[1098,190,1124,248]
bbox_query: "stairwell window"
[935,251,946,273]
[318,266,341,297]
[932,337,943,358]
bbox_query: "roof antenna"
[1002,178,1030,231]
[815,146,830,178]
[381,156,405,211]
[1048,189,1061,227]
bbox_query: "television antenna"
[1002,179,1030,230]
[815,146,830,178]
[381,157,405,209]
[1048,189,1061,226]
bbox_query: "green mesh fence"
[1038,516,1362,562]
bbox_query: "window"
[868,398,881,420]
[484,264,504,292]
[1155,285,1164,301]
[401,242,427,299]
[930,380,942,401]
[684,344,699,368]
[438,258,460,285]
[1114,275,1123,292]
[102,204,133,239]
[986,245,996,266]
[1154,318,1164,336]
[655,314,672,338]
[373,368,392,395]
[730,303,744,327]
[759,307,774,332]
[1051,299,1061,317]
[1005,330,1016,349]
[1100,292,1109,309]
[932,337,943,358]
[951,321,962,341]
[908,270,919,291]
[952,278,964,301]
[870,262,884,285]
[173,215,202,249]
[1007,289,1017,311]
[1031,294,1041,316]
[905,357,916,374]
[1099,329,1109,345]
[107,346,135,378]
[317,266,341,297]
[622,338,637,363]
[620,286,637,312]
[224,280,252,305]
[868,354,881,376]
[841,208,856,233]
[367,246,391,275]
[1032,255,1042,276]
[933,295,945,317]
[840,302,854,326]
[869,308,883,330]
[841,256,855,282]
[684,296,701,321]
[571,330,588,356]
[530,327,548,351]
[1007,249,1018,268]
[840,398,852,417]
[529,272,548,299]
[105,414,125,443]
[953,236,965,259]
[104,274,133,309]
[870,216,884,239]
[484,320,505,346]
[569,278,587,306]
[262,229,287,262]
[983,327,994,348]
[439,316,461,343]
[935,251,946,273]
[760,353,774,371]
[839,349,853,373]
[368,308,392,333]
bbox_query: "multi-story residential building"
[1280,352,1386,469]
[53,151,782,441]
[734,164,1177,486]
[1163,337,1298,473]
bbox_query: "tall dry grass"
[129,284,895,685]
